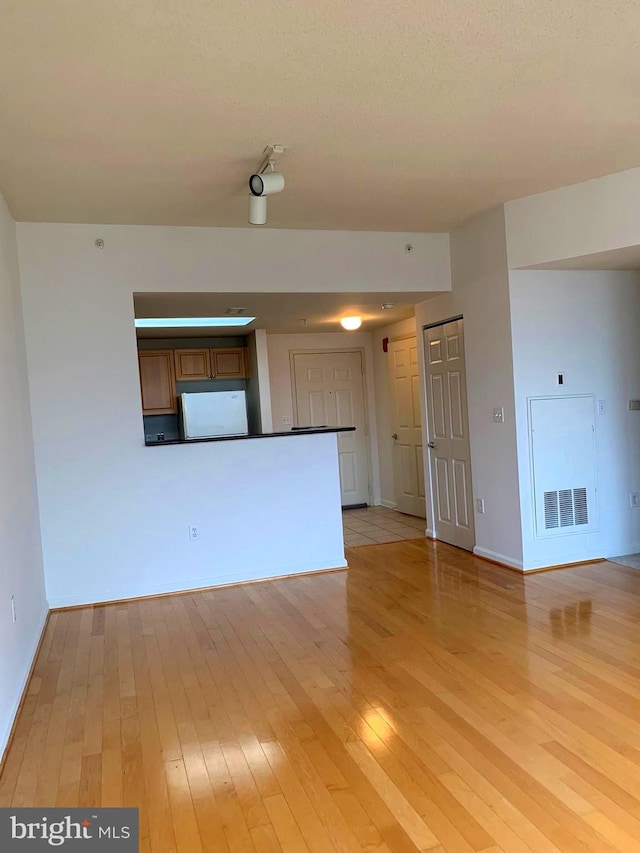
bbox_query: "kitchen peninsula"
[145,425,354,445]
[121,330,352,610]
[121,427,351,607]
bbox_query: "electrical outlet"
[476,498,485,514]
[630,492,640,509]
[282,416,292,426]
[11,595,16,623]
[188,524,199,540]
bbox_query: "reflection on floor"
[342,505,425,547]
[610,552,640,570]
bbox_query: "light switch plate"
[493,407,504,423]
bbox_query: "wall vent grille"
[544,488,589,530]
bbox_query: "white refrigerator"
[180,391,248,439]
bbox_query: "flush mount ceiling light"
[381,302,395,309]
[340,316,362,331]
[135,317,256,328]
[248,144,286,225]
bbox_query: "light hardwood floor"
[2,539,640,851]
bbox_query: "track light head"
[249,171,285,197]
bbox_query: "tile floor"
[342,505,426,547]
[610,553,640,570]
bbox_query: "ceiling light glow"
[340,316,362,331]
[135,317,256,328]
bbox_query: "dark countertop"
[145,426,356,446]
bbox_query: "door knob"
[428,440,436,449]
[392,433,398,440]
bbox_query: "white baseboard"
[48,557,349,609]
[380,499,398,509]
[473,546,524,571]
[426,528,435,539]
[0,604,49,764]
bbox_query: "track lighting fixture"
[248,144,286,225]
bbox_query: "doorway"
[424,318,475,551]
[292,350,370,507]
[387,336,426,517]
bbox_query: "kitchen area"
[136,328,355,448]
[137,334,256,442]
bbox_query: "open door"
[388,337,426,517]
[424,319,475,551]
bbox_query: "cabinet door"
[138,351,176,414]
[174,348,211,381]
[210,347,247,379]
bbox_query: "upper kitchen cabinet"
[174,348,211,381]
[211,347,247,379]
[138,350,176,414]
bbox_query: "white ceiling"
[134,291,423,337]
[3,2,640,231]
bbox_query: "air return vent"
[544,488,589,530]
[530,395,598,539]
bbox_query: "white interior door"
[293,351,370,507]
[424,320,475,551]
[388,337,426,517]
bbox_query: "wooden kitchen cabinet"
[174,348,211,381]
[210,347,247,379]
[138,350,176,414]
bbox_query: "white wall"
[415,207,524,568]
[17,223,450,606]
[41,433,345,608]
[0,197,47,759]
[267,331,381,504]
[505,167,640,269]
[371,317,418,506]
[253,329,273,432]
[510,270,640,568]
[245,329,273,433]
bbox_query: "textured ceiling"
[134,291,422,336]
[2,1,640,231]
